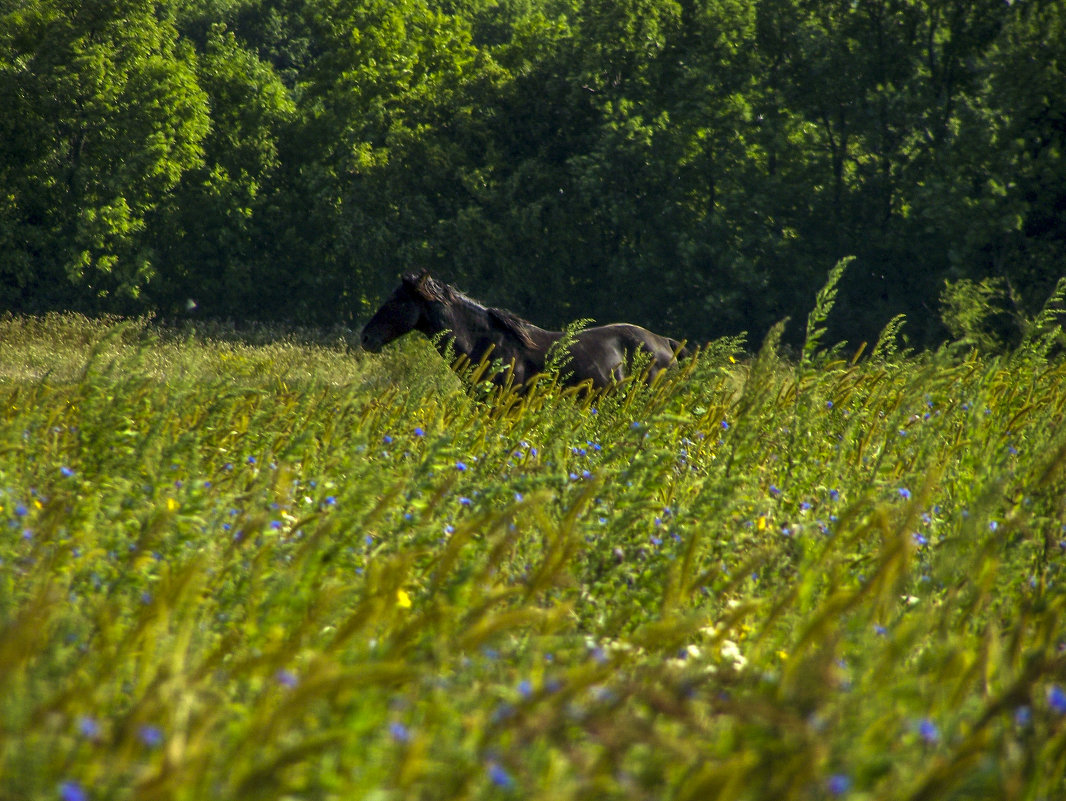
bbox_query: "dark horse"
[360,271,690,390]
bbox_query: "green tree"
[0,0,209,310]
[149,22,295,316]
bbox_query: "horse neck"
[418,296,500,361]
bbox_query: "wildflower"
[455,461,467,471]
[826,400,834,410]
[989,520,999,531]
[58,781,87,801]
[650,536,663,546]
[1014,706,1032,727]
[77,716,101,739]
[517,680,533,699]
[275,669,298,688]
[325,496,337,506]
[769,485,781,497]
[827,774,851,796]
[270,520,282,530]
[459,497,472,507]
[14,503,27,517]
[913,533,928,547]
[874,625,887,637]
[139,724,164,748]
[396,589,412,609]
[514,492,523,502]
[247,456,256,465]
[1049,685,1066,714]
[721,419,730,430]
[487,763,514,789]
[898,487,912,500]
[756,516,767,531]
[60,466,75,477]
[383,435,393,444]
[829,489,839,502]
[917,718,939,744]
[414,427,425,437]
[800,501,811,512]
[389,721,412,743]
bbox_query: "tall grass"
[1,310,1064,801]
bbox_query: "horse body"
[360,272,688,390]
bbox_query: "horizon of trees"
[2,0,1064,351]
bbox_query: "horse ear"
[402,269,431,293]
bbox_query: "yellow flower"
[777,650,789,661]
[396,589,412,609]
[166,498,180,512]
[756,515,767,531]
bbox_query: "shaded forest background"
[2,0,1064,349]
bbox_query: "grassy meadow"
[1,307,1066,801]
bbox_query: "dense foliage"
[1,0,1064,347]
[2,308,1066,799]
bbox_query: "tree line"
[2,0,1063,349]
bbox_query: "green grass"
[1,311,1065,801]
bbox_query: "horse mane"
[406,271,539,349]
[486,307,538,349]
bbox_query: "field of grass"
[1,308,1065,801]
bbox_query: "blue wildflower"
[275,669,299,688]
[898,487,912,500]
[77,716,100,739]
[913,533,928,547]
[517,680,533,699]
[918,718,939,744]
[488,763,511,789]
[1014,706,1032,726]
[769,485,781,497]
[1049,685,1066,714]
[247,456,256,465]
[459,497,472,507]
[139,724,164,748]
[58,781,87,801]
[389,721,412,743]
[721,419,730,430]
[488,762,514,789]
[14,503,27,517]
[827,774,851,796]
[455,462,467,471]
[382,435,393,444]
[414,427,425,437]
[874,625,887,636]
[60,466,75,478]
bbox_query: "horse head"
[361,271,435,351]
